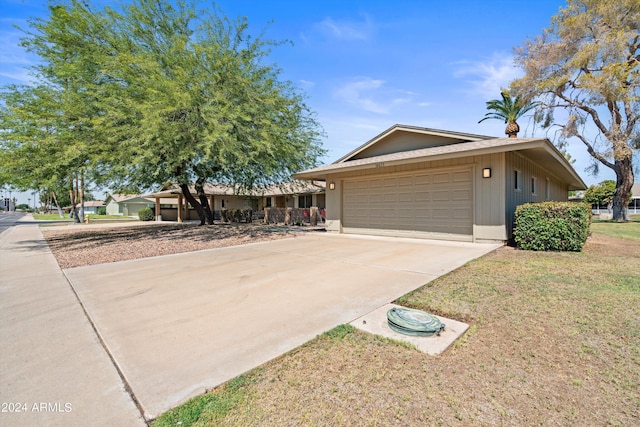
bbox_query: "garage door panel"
[433,173,450,184]
[432,191,451,202]
[398,176,413,186]
[414,175,431,185]
[452,171,471,182]
[343,167,473,238]
[452,189,472,200]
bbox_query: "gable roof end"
[334,124,496,164]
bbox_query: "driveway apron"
[63,233,500,420]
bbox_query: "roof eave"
[294,139,587,190]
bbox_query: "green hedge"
[514,202,591,251]
[138,207,154,221]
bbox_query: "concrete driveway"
[64,233,500,420]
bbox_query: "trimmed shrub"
[223,209,253,223]
[514,202,591,251]
[97,207,106,215]
[138,207,154,221]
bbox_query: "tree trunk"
[195,180,214,225]
[79,173,85,223]
[51,191,64,218]
[179,183,206,225]
[611,157,634,221]
[70,176,80,223]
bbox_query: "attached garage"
[342,167,473,240]
[294,124,586,243]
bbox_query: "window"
[546,178,551,200]
[514,170,522,191]
[298,195,313,209]
[531,177,537,195]
[265,197,272,208]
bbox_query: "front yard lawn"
[591,220,640,241]
[152,224,640,426]
[33,213,134,221]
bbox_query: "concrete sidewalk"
[64,233,501,419]
[0,225,145,427]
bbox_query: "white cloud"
[298,79,316,89]
[0,26,39,85]
[332,77,434,116]
[334,77,389,114]
[313,15,374,41]
[453,53,523,98]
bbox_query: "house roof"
[146,181,325,199]
[106,193,151,203]
[83,200,105,207]
[335,124,495,163]
[294,137,587,190]
[632,183,640,199]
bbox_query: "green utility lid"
[387,307,445,337]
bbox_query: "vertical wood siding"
[505,152,569,236]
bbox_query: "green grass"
[33,213,134,221]
[32,214,73,221]
[591,220,640,241]
[151,374,256,427]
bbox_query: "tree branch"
[553,90,610,136]
[573,132,615,170]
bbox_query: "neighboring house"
[83,200,106,214]
[570,183,640,214]
[294,124,586,243]
[261,181,325,210]
[105,194,155,217]
[147,181,325,221]
[632,183,640,214]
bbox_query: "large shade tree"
[1,0,325,225]
[512,0,639,221]
[91,0,325,224]
[0,4,107,222]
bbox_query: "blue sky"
[0,0,618,204]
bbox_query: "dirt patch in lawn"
[153,232,640,427]
[43,223,315,269]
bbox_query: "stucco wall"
[105,200,123,216]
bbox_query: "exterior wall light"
[329,182,335,190]
[482,168,492,178]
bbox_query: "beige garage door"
[343,168,473,239]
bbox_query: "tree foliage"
[583,180,617,207]
[0,3,110,221]
[1,0,325,226]
[478,90,539,138]
[512,0,639,221]
[91,0,325,224]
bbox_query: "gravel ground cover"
[42,222,312,269]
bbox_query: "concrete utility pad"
[64,233,500,420]
[350,303,469,355]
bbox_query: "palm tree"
[479,91,539,138]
